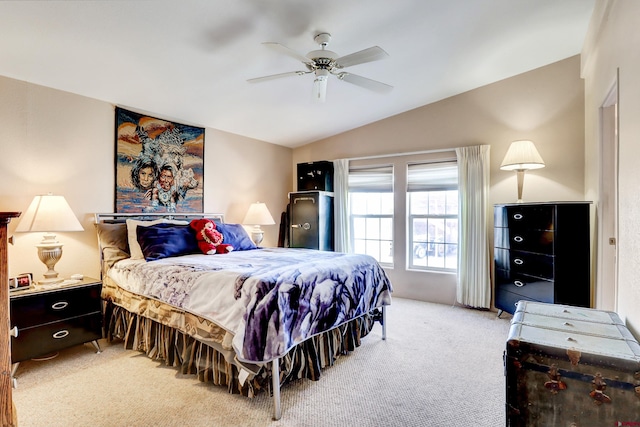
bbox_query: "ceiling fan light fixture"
[313,69,329,102]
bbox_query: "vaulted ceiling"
[0,0,594,147]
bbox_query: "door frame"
[596,72,619,311]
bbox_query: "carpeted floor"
[12,298,512,426]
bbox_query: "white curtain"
[455,145,491,308]
[333,159,351,253]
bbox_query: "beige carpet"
[12,298,511,427]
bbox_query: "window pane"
[381,217,393,240]
[445,190,458,215]
[351,193,367,215]
[353,217,366,239]
[365,239,380,260]
[408,188,458,271]
[366,194,381,215]
[381,193,394,215]
[445,218,458,244]
[412,218,427,242]
[410,192,428,215]
[366,217,380,239]
[349,191,393,265]
[428,192,446,215]
[380,241,393,264]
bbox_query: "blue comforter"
[108,248,392,363]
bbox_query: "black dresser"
[493,202,591,315]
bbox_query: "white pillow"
[126,219,189,260]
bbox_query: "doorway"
[597,76,619,311]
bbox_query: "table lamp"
[500,140,545,203]
[15,193,84,284]
[242,202,275,245]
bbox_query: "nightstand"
[10,277,103,378]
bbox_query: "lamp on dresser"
[500,140,545,203]
[242,202,275,246]
[14,193,84,284]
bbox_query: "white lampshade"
[500,140,545,203]
[500,140,545,171]
[313,69,329,103]
[16,194,84,233]
[242,202,275,226]
[15,193,83,284]
[242,202,275,246]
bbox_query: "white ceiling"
[0,0,594,148]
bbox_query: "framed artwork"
[114,107,204,213]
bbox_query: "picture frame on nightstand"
[9,273,32,291]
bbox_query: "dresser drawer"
[494,227,554,254]
[11,283,101,329]
[495,290,539,314]
[495,205,555,231]
[11,312,102,363]
[494,248,554,280]
[494,268,554,302]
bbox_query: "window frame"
[406,161,459,272]
[347,165,394,266]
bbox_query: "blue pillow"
[214,221,257,251]
[136,223,199,261]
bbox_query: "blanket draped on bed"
[107,248,392,363]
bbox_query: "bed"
[95,213,392,420]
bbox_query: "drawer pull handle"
[513,236,523,243]
[53,330,69,339]
[514,258,524,265]
[51,301,69,310]
[9,326,18,338]
[513,280,524,287]
[513,213,523,220]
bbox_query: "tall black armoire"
[286,161,335,251]
[289,191,334,251]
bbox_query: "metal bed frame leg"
[381,305,387,340]
[269,307,387,420]
[271,359,282,421]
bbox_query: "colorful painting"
[115,107,204,213]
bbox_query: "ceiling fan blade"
[334,46,389,68]
[247,70,309,83]
[262,42,314,65]
[337,72,393,93]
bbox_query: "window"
[348,165,393,265]
[407,162,458,271]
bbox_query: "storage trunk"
[505,301,640,427]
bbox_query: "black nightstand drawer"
[11,312,102,363]
[11,283,101,329]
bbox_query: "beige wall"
[0,76,292,280]
[582,0,640,336]
[0,55,588,308]
[294,56,586,304]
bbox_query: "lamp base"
[250,225,264,246]
[36,234,64,285]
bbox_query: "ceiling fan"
[248,32,392,102]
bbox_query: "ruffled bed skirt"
[103,299,376,398]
